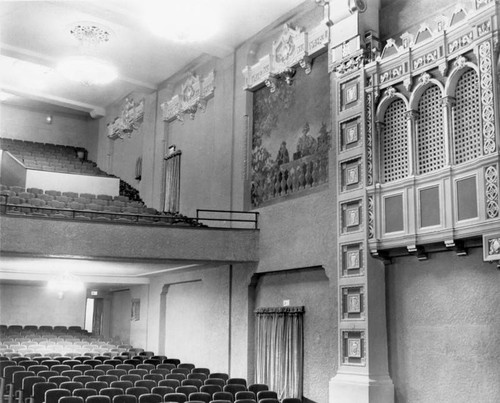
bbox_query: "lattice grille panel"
[382,99,408,182]
[454,69,482,164]
[418,85,445,174]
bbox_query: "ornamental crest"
[161,70,216,122]
[107,97,144,139]
[272,24,306,72]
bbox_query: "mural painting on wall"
[251,52,331,207]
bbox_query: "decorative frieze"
[485,165,499,219]
[242,22,329,90]
[365,92,374,186]
[479,41,496,155]
[107,97,144,139]
[161,71,215,122]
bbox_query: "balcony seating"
[0,185,205,227]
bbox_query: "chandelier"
[57,22,118,86]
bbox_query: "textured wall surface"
[109,289,131,344]
[0,216,259,262]
[145,265,230,373]
[386,247,500,403]
[255,267,337,403]
[0,283,86,327]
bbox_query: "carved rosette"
[365,92,373,186]
[485,165,499,219]
[479,41,496,155]
[161,71,216,122]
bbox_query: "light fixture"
[143,1,220,42]
[47,272,85,299]
[46,115,52,124]
[57,22,118,86]
[0,91,10,102]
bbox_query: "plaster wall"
[0,104,98,161]
[0,283,86,327]
[129,284,149,349]
[379,0,458,39]
[254,267,337,403]
[109,289,131,344]
[157,56,234,218]
[143,265,231,373]
[386,247,500,403]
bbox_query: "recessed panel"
[457,177,478,221]
[384,194,404,233]
[420,186,440,227]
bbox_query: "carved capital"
[441,96,456,107]
[405,110,420,121]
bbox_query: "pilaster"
[328,0,394,401]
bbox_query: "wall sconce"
[46,115,52,124]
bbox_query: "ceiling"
[0,0,307,118]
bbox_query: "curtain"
[255,306,304,400]
[164,151,181,213]
[92,298,104,335]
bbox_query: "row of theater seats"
[0,325,126,358]
[0,326,89,336]
[0,351,300,403]
[0,138,107,177]
[0,186,203,226]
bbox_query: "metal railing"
[196,209,259,229]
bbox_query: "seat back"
[162,392,186,403]
[137,393,162,403]
[98,387,123,400]
[112,395,137,403]
[256,391,278,400]
[32,381,57,403]
[73,387,98,399]
[58,396,84,403]
[125,386,149,399]
[44,387,71,403]
[187,392,211,403]
[150,386,174,398]
[87,396,111,403]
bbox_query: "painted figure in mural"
[316,122,331,154]
[276,141,290,165]
[296,122,317,159]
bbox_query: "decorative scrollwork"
[368,195,375,239]
[485,165,499,219]
[479,41,496,154]
[366,92,373,186]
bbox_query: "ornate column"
[328,0,394,401]
[405,110,419,176]
[441,96,456,166]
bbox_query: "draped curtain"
[255,306,304,400]
[164,151,181,213]
[92,298,104,335]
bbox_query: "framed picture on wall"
[131,298,140,321]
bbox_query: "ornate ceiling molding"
[242,21,329,91]
[107,97,144,139]
[161,70,215,123]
